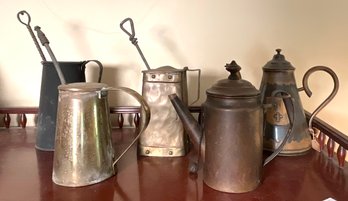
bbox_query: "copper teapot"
[169,61,295,193]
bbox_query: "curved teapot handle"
[81,60,104,83]
[105,87,151,169]
[263,92,295,166]
[299,66,339,132]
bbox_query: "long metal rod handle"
[108,87,151,167]
[17,10,47,61]
[34,26,66,84]
[120,18,151,70]
[300,66,339,130]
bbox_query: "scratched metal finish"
[140,70,188,157]
[53,83,115,187]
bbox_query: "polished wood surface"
[0,127,347,201]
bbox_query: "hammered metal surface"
[140,71,187,157]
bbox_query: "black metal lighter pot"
[36,61,103,151]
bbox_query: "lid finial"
[225,60,242,80]
[273,48,285,60]
[276,48,281,55]
[262,48,295,70]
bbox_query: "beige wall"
[0,0,347,135]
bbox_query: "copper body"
[169,61,294,193]
[53,82,150,187]
[203,96,263,193]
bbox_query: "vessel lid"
[58,82,108,92]
[206,61,259,97]
[263,49,295,71]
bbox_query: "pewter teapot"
[169,61,295,193]
[260,49,339,155]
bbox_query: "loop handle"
[185,67,201,105]
[17,10,46,61]
[17,10,31,26]
[119,17,151,70]
[120,18,136,39]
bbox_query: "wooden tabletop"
[0,127,347,201]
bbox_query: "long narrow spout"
[168,94,203,154]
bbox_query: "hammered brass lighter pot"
[120,18,201,157]
[169,61,294,193]
[140,66,200,157]
[52,82,150,187]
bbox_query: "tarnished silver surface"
[140,66,188,157]
[53,82,150,187]
[261,50,339,156]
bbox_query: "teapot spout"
[168,94,203,156]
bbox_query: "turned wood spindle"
[134,113,140,129]
[327,138,335,158]
[318,131,326,151]
[20,113,27,128]
[4,113,11,128]
[118,114,124,129]
[337,146,347,168]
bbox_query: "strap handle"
[102,87,150,170]
[185,67,201,105]
[82,60,104,83]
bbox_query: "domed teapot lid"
[206,60,259,98]
[263,49,295,71]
